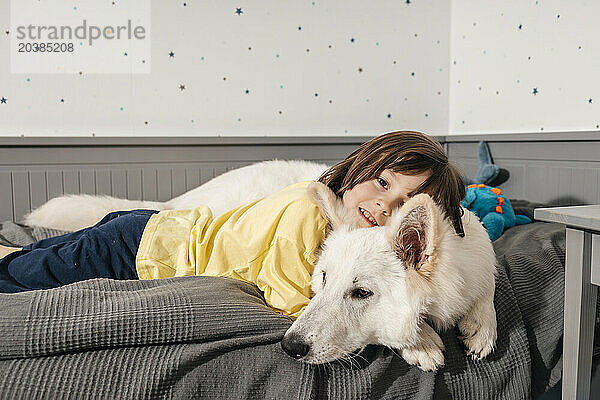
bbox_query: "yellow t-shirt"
[135,181,328,318]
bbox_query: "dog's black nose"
[281,333,310,359]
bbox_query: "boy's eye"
[377,177,388,189]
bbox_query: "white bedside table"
[535,205,600,400]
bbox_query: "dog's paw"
[459,319,496,360]
[460,331,495,360]
[401,342,445,372]
[458,301,497,360]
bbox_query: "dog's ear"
[307,182,348,230]
[386,194,440,276]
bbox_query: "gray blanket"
[0,221,70,247]
[0,221,570,399]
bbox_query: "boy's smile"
[341,169,431,228]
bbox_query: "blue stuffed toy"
[461,184,531,241]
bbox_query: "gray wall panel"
[80,170,95,195]
[185,167,200,192]
[525,166,546,204]
[558,168,573,205]
[575,168,597,205]
[212,165,227,182]
[496,162,525,200]
[447,134,600,207]
[96,170,111,196]
[142,168,158,202]
[0,172,12,222]
[111,170,128,199]
[171,167,187,199]
[127,169,143,201]
[29,171,47,210]
[548,167,562,204]
[2,134,598,223]
[12,172,30,223]
[449,141,600,162]
[0,143,363,166]
[550,167,562,203]
[157,169,172,202]
[63,170,79,195]
[46,171,63,200]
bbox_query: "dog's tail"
[23,194,173,232]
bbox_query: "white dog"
[24,160,329,232]
[281,182,497,371]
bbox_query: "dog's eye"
[351,288,373,299]
[322,271,326,285]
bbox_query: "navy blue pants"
[0,209,158,292]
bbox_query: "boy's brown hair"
[318,131,465,236]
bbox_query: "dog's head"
[281,182,453,363]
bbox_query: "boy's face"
[341,169,431,228]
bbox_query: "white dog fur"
[281,182,497,371]
[24,160,329,232]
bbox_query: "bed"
[0,133,599,399]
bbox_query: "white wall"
[0,0,451,137]
[449,0,600,135]
[4,1,594,137]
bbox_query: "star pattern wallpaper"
[1,1,596,137]
[450,0,600,134]
[0,0,450,137]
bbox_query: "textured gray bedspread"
[0,221,573,399]
[0,220,68,247]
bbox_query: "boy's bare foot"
[0,244,22,259]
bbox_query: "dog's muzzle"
[281,332,309,359]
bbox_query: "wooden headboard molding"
[0,136,373,222]
[1,132,598,222]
